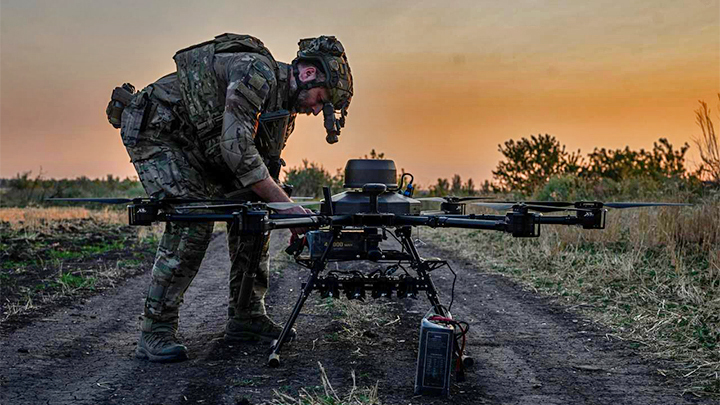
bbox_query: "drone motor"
[128,202,158,226]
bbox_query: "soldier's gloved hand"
[278,206,314,239]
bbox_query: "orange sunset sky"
[1,0,718,188]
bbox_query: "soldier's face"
[294,64,330,115]
[295,87,330,116]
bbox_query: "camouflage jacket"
[148,53,296,189]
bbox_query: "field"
[421,194,720,396]
[2,189,720,403]
[0,207,159,329]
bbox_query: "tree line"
[3,98,718,205]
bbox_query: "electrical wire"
[428,315,470,373]
[445,262,458,313]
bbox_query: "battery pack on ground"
[414,313,454,396]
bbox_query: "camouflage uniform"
[121,43,296,336]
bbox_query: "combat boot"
[224,315,296,343]
[135,331,188,362]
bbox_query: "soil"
[0,219,156,329]
[0,229,714,405]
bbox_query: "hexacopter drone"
[51,159,689,395]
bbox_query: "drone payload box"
[414,312,454,397]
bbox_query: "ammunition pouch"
[106,83,136,129]
[256,109,292,180]
[119,87,153,148]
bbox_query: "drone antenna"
[322,186,334,215]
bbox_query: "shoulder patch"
[248,73,267,91]
[252,60,275,81]
[235,81,265,109]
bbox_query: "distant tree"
[492,134,582,194]
[480,180,493,194]
[451,174,462,195]
[362,149,385,160]
[284,160,343,198]
[429,178,450,196]
[462,178,476,195]
[584,138,689,181]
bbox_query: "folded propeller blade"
[416,196,493,203]
[47,197,269,205]
[470,202,516,211]
[416,197,448,203]
[420,210,446,216]
[175,201,323,211]
[46,197,136,204]
[473,200,692,212]
[604,202,692,209]
[471,202,591,213]
[266,201,323,211]
[455,196,495,202]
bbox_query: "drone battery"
[307,230,365,260]
[306,231,333,259]
[414,314,454,397]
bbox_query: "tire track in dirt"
[0,231,714,404]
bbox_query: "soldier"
[107,34,352,362]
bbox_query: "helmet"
[292,35,353,144]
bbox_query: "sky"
[1,0,718,188]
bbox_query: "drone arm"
[457,214,507,221]
[265,214,352,231]
[267,216,324,230]
[160,213,235,222]
[535,210,606,229]
[535,215,581,226]
[396,215,505,231]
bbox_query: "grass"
[56,271,96,291]
[271,362,379,405]
[420,193,720,396]
[0,207,158,324]
[0,207,126,230]
[0,206,164,243]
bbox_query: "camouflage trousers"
[138,220,271,333]
[121,92,271,333]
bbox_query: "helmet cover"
[293,35,352,143]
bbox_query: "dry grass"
[0,207,126,230]
[0,207,164,242]
[420,194,720,396]
[271,362,380,405]
[1,207,159,324]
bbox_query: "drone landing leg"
[400,233,445,315]
[268,259,326,367]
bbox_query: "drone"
[49,159,690,381]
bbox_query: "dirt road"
[0,230,711,405]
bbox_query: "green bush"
[284,160,343,198]
[0,172,145,208]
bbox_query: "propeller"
[416,196,493,203]
[472,201,692,213]
[471,202,592,213]
[267,201,322,211]
[603,202,692,209]
[46,197,258,205]
[419,210,446,216]
[173,201,322,211]
[47,197,139,204]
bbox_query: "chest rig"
[174,33,294,180]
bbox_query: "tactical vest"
[174,33,293,180]
[173,33,281,134]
